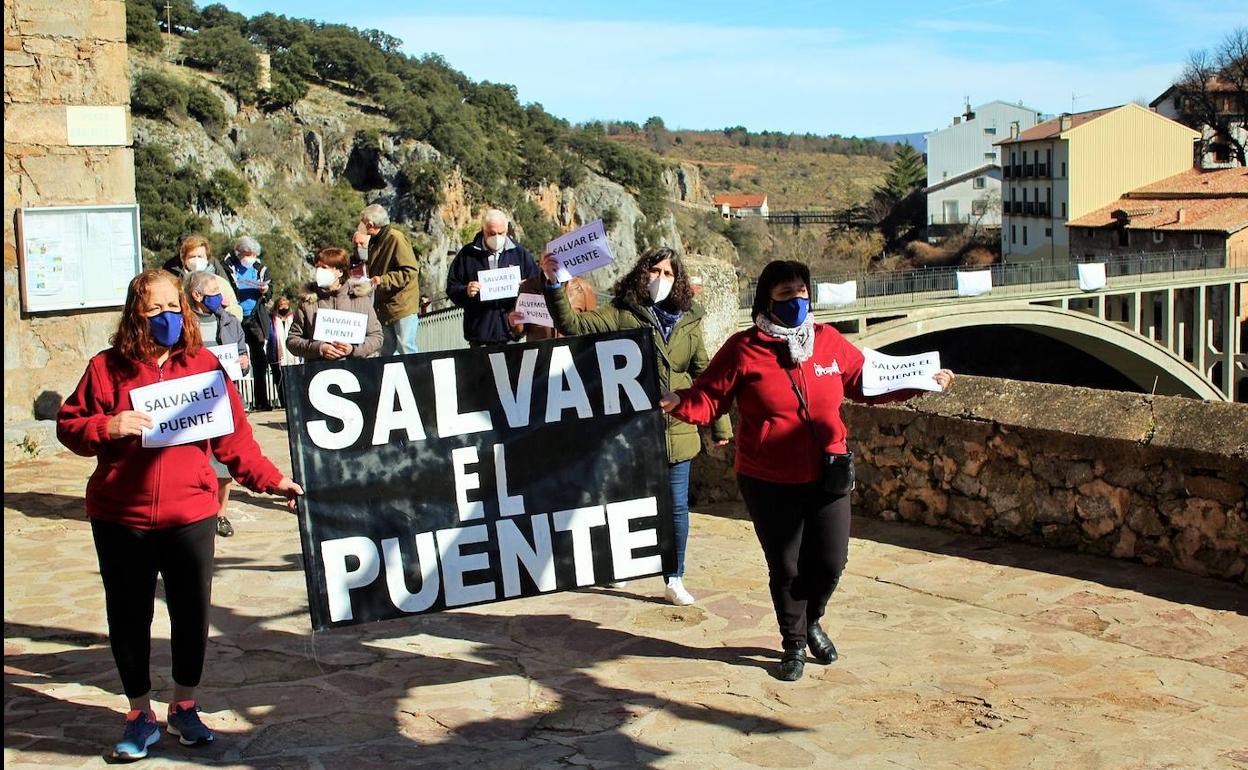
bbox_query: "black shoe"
[216,516,234,538]
[778,648,806,681]
[807,622,838,664]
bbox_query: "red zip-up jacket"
[671,324,919,484]
[57,346,285,529]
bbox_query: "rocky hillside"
[130,51,690,301]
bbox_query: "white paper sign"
[817,281,858,307]
[1077,262,1107,292]
[545,220,615,282]
[206,344,244,381]
[478,266,522,301]
[514,292,554,327]
[313,308,368,344]
[860,348,943,396]
[129,371,235,448]
[956,269,993,297]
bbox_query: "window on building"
[1011,151,1017,165]
[1061,202,1066,218]
[1023,226,1028,246]
[984,127,997,135]
[1045,227,1052,237]
[1194,232,1203,248]
[1061,162,1066,177]
[1118,228,1129,247]
[1011,225,1016,244]
[973,176,986,189]
[1153,231,1165,244]
[985,151,996,161]
[972,200,987,216]
[1212,144,1232,163]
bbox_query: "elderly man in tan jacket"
[359,203,421,355]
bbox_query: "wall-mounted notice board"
[16,204,143,313]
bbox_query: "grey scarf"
[754,313,815,363]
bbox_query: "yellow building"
[996,103,1200,262]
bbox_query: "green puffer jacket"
[546,284,733,464]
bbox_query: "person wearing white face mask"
[358,204,422,356]
[447,209,542,346]
[223,236,274,411]
[285,247,383,361]
[540,246,733,606]
[161,234,242,322]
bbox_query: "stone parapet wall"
[689,377,1248,583]
[4,0,133,451]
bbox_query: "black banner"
[284,329,674,630]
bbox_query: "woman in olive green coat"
[542,247,733,606]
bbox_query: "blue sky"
[222,0,1244,136]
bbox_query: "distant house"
[995,103,1200,263]
[713,193,769,219]
[1151,78,1246,169]
[1067,167,1248,267]
[925,100,1042,229]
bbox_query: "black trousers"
[91,517,216,698]
[737,474,851,650]
[241,313,271,409]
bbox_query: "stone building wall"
[689,377,1248,583]
[4,0,134,455]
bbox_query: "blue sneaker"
[166,703,214,746]
[113,710,159,761]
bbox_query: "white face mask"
[485,234,507,253]
[648,276,674,303]
[314,267,337,288]
[240,256,258,268]
[187,256,208,272]
[356,246,368,261]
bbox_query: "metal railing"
[738,250,1234,308]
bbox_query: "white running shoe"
[664,578,695,606]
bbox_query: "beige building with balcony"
[995,103,1200,263]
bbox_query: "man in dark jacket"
[222,235,274,411]
[360,204,422,355]
[447,209,540,346]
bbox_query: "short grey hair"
[483,208,508,229]
[234,235,261,256]
[360,204,390,228]
[185,270,219,299]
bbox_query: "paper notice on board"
[129,371,235,448]
[545,220,615,282]
[860,348,943,396]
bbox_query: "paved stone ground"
[5,416,1248,770]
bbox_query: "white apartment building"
[925,101,1042,229]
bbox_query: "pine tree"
[879,144,927,201]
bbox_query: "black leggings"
[737,474,851,650]
[91,517,216,698]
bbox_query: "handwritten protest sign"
[206,343,244,381]
[816,281,857,307]
[313,308,368,345]
[285,329,672,630]
[513,292,554,327]
[130,370,234,448]
[478,265,521,301]
[861,348,943,396]
[545,220,614,282]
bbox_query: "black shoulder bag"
[783,364,855,497]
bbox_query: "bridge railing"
[737,249,1233,308]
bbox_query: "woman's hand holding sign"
[659,390,680,413]
[319,342,353,360]
[106,410,153,439]
[541,253,561,283]
[932,369,955,391]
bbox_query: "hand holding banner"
[544,220,614,282]
[861,348,943,396]
[129,370,235,448]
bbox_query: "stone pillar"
[682,253,738,355]
[4,0,135,457]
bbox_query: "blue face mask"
[770,297,809,327]
[202,293,224,313]
[148,310,184,347]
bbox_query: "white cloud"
[379,14,1186,135]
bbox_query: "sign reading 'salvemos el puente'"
[285,329,674,630]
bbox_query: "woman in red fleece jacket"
[662,260,953,682]
[57,269,302,761]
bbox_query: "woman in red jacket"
[57,269,302,760]
[661,260,953,682]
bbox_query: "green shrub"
[399,159,448,213]
[186,85,227,134]
[131,70,188,119]
[198,168,249,212]
[295,182,365,253]
[125,0,162,53]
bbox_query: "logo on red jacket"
[813,360,841,377]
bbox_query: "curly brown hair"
[112,270,203,363]
[611,246,693,311]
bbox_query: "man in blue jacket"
[446,209,540,346]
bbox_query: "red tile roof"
[712,193,768,208]
[1068,170,1248,235]
[1129,167,1248,197]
